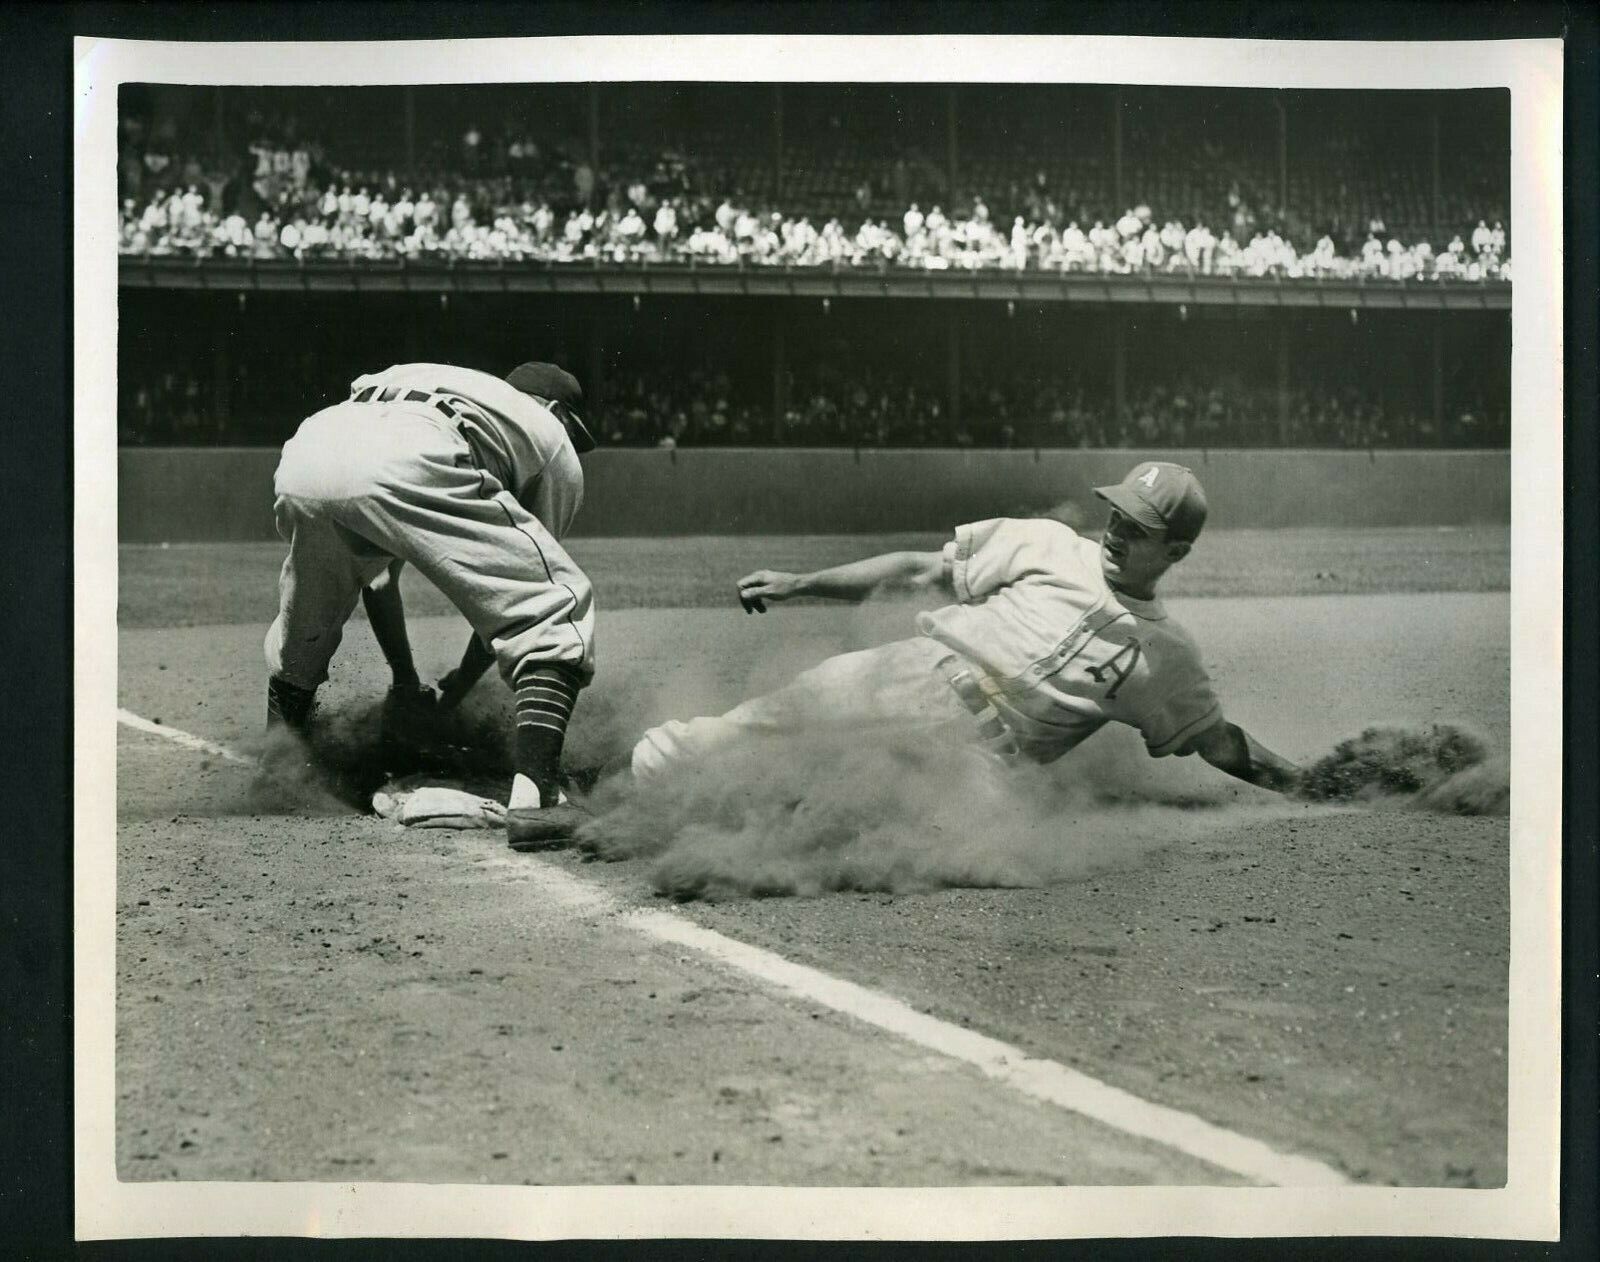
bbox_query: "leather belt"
[351,384,506,483]
[936,655,1021,763]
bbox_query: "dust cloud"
[243,694,514,813]
[577,725,1286,902]
[576,710,1508,902]
[240,722,364,815]
[1296,723,1509,816]
[242,617,1506,899]
[568,595,1509,900]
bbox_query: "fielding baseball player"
[264,360,598,849]
[631,462,1303,796]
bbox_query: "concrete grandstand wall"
[118,447,1511,542]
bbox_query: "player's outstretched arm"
[1188,720,1303,795]
[361,560,422,688]
[438,633,497,712]
[737,551,950,612]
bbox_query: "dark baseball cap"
[506,361,595,452]
[1093,461,1208,543]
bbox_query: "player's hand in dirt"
[737,570,803,614]
[381,682,439,748]
[1294,723,1491,805]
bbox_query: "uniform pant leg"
[334,418,597,686]
[264,403,404,689]
[631,636,969,780]
[428,486,596,687]
[263,495,388,689]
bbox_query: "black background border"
[1,2,1592,1258]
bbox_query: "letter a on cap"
[1092,460,1209,543]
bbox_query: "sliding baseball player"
[631,461,1303,796]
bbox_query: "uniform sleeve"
[949,518,1076,603]
[1133,633,1224,757]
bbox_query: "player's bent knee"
[630,728,674,783]
[630,718,710,783]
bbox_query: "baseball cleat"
[506,802,592,851]
[266,676,317,733]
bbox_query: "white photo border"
[73,33,1564,1242]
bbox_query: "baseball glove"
[379,682,440,757]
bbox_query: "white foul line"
[117,709,1348,1187]
[116,709,258,766]
[498,841,1351,1187]
[630,907,1347,1187]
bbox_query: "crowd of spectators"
[121,364,211,445]
[120,355,1508,451]
[588,369,768,447]
[116,108,1512,282]
[116,106,1511,452]
[675,373,1504,450]
[119,180,1511,282]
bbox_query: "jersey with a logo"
[348,362,582,536]
[915,517,1222,761]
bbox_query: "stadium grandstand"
[116,83,1510,450]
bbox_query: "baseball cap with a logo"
[1093,461,1208,543]
[506,361,596,453]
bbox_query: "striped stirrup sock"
[513,663,584,801]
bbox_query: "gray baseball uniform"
[265,362,595,693]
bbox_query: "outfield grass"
[117,525,1510,629]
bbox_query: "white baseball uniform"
[265,362,595,692]
[632,517,1222,778]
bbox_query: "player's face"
[1100,507,1178,597]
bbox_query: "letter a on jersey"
[1085,641,1143,700]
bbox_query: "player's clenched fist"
[737,570,803,613]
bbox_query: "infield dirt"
[112,555,1510,1188]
